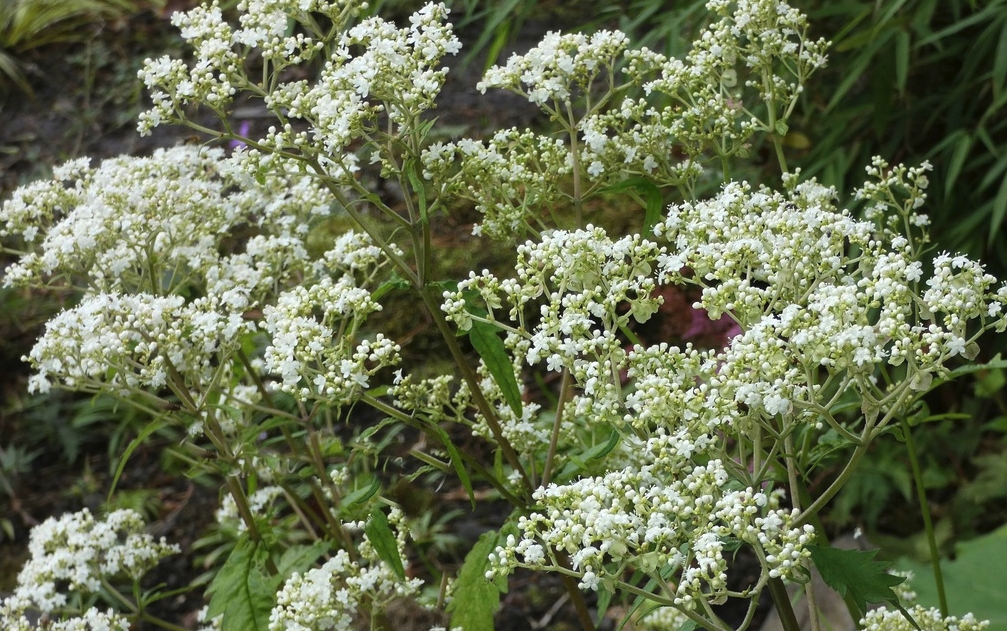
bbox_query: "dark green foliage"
[0,0,131,94]
[809,545,909,618]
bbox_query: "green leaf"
[404,159,429,225]
[894,29,910,95]
[341,476,381,509]
[428,422,476,507]
[469,320,523,418]
[365,506,406,581]
[896,523,1007,631]
[989,169,1007,247]
[447,528,510,630]
[598,177,664,234]
[107,418,168,502]
[276,541,329,577]
[206,537,275,631]
[809,546,908,617]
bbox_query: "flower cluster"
[138,0,366,134]
[0,606,131,631]
[140,0,461,185]
[449,160,1006,615]
[656,170,1007,423]
[0,146,330,298]
[25,292,253,396]
[268,509,424,631]
[0,509,177,623]
[860,607,989,631]
[423,0,829,239]
[262,278,400,403]
[478,30,630,105]
[489,430,814,606]
[421,130,572,239]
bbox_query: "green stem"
[768,577,802,631]
[540,367,572,488]
[416,286,532,494]
[141,612,194,631]
[900,416,949,616]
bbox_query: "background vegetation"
[1,0,1005,627]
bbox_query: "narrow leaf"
[945,132,974,200]
[469,320,522,418]
[108,418,168,502]
[405,159,429,225]
[341,476,381,509]
[989,171,1007,247]
[365,506,406,581]
[429,423,476,507]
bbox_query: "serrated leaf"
[447,529,509,631]
[469,320,522,418]
[365,506,406,581]
[276,541,329,577]
[207,537,275,631]
[809,545,905,616]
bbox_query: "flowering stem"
[900,416,949,616]
[417,285,532,494]
[794,437,870,528]
[564,99,584,228]
[360,393,525,507]
[540,367,572,488]
[141,612,194,631]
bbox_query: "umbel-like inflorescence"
[422,0,829,239]
[1,145,400,411]
[0,509,177,629]
[269,509,424,631]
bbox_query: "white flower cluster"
[861,607,989,631]
[138,0,368,134]
[423,0,828,239]
[422,130,572,239]
[268,509,423,631]
[140,0,461,181]
[0,146,329,299]
[0,606,131,631]
[478,30,630,105]
[489,430,813,606]
[0,509,178,622]
[2,146,398,412]
[441,225,662,447]
[262,277,400,403]
[657,169,1007,420]
[25,291,253,396]
[454,160,1005,612]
